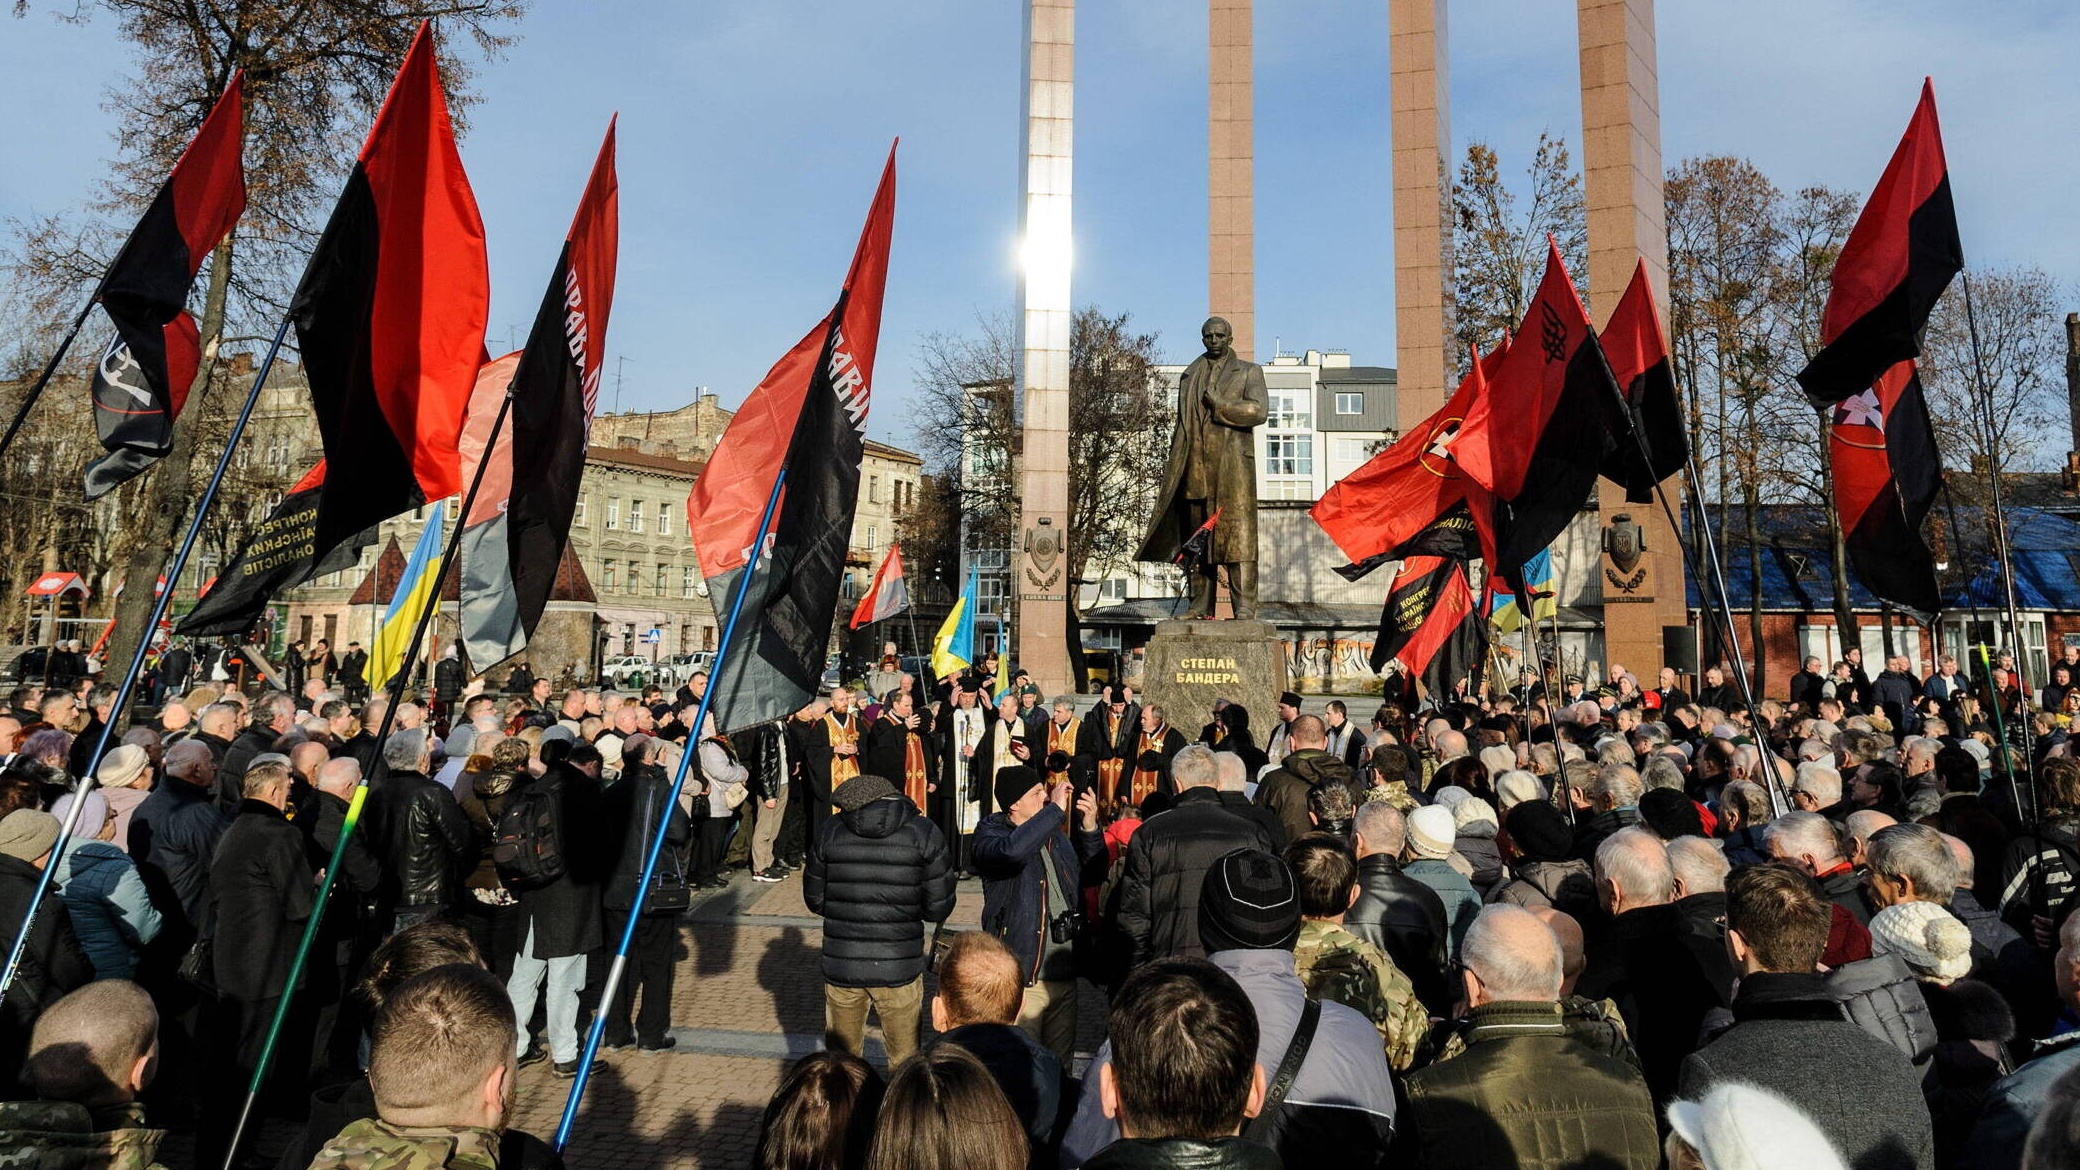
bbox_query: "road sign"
[642,628,663,644]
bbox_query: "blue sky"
[2,0,2074,452]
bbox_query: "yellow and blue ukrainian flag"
[368,501,445,693]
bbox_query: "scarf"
[1097,710,1126,801]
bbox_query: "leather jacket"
[1083,1138,1279,1170]
[1345,853,1452,1015]
[364,769,475,910]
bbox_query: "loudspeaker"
[1663,626,1699,675]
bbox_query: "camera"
[1049,908,1088,944]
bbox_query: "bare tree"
[1450,132,1588,372]
[6,0,523,690]
[1920,265,2070,473]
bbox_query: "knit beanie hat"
[0,810,60,863]
[95,744,150,789]
[1431,786,1473,811]
[1869,901,1974,984]
[52,791,108,837]
[832,774,898,813]
[1666,1082,1849,1170]
[994,765,1044,813]
[1197,848,1301,953]
[1407,805,1455,860]
[1638,787,1705,841]
[1505,801,1573,863]
[1452,796,1498,834]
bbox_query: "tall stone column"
[1017,0,1075,696]
[1577,0,1683,679]
[1210,0,1254,360]
[1388,0,1454,422]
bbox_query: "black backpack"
[494,778,566,889]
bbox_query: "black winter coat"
[129,776,232,928]
[1115,787,1278,963]
[1254,750,1357,846]
[1347,852,1452,1016]
[973,804,1105,984]
[804,795,955,987]
[363,769,475,911]
[209,799,314,1001]
[603,763,694,912]
[217,724,280,813]
[515,765,607,957]
[0,853,91,1092]
[1606,901,1735,1106]
[935,1023,1075,1162]
[1083,1138,1278,1170]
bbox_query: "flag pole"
[1958,271,2036,770]
[220,386,516,1170]
[555,463,789,1151]
[0,291,106,461]
[0,313,291,1004]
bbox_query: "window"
[573,498,589,527]
[603,560,618,591]
[1099,578,1128,602]
[1335,392,1364,415]
[978,574,1008,615]
[682,566,697,599]
[656,506,670,537]
[866,525,878,549]
[606,499,620,530]
[1264,434,1313,477]
[842,572,857,600]
[655,564,667,595]
[869,475,881,504]
[628,500,644,533]
[628,563,643,594]
[1333,438,1370,464]
[1267,391,1312,430]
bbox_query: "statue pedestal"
[1140,619,1289,731]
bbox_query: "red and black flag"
[1456,241,1623,573]
[1832,360,1942,613]
[1369,555,1484,700]
[689,145,895,734]
[1598,260,1688,504]
[293,22,489,562]
[460,120,619,673]
[83,73,246,499]
[1797,80,1962,406]
[176,461,371,636]
[1314,342,1504,580]
[1174,509,1220,566]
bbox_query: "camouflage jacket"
[1293,919,1429,1072]
[306,1118,501,1170]
[0,1100,167,1170]
[1362,780,1419,811]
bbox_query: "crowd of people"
[769,643,2080,1170]
[1,635,2079,1169]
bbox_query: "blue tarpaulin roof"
[1684,506,2080,614]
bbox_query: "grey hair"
[1051,695,1076,710]
[1640,756,1685,793]
[1171,744,1218,790]
[1595,827,1673,907]
[1667,837,1730,895]
[1634,722,1671,749]
[1594,763,1644,808]
[1721,780,1773,826]
[382,728,430,773]
[1794,762,1843,806]
[1595,739,1637,768]
[1797,737,1833,762]
[318,756,362,789]
[1767,811,1844,867]
[1214,750,1248,793]
[1461,905,1564,1001]
[1434,729,1468,761]
[1353,802,1407,856]
[1866,823,1957,903]
[198,701,241,730]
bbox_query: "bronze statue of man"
[1137,316,1266,619]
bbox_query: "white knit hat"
[1407,805,1455,860]
[1452,796,1498,833]
[1667,1082,1848,1170]
[1869,900,1974,984]
[1431,786,1473,810]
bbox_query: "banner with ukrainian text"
[175,461,369,636]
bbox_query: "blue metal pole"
[0,314,293,1004]
[553,464,789,1151]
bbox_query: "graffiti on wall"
[1283,636,1380,693]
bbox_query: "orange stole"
[1096,712,1126,802]
[900,725,929,809]
[1046,716,1080,780]
[825,712,860,813]
[1130,729,1164,804]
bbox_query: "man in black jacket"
[973,765,1104,1061]
[0,809,91,1097]
[128,739,232,941]
[1347,801,1451,1016]
[1116,745,1278,964]
[362,728,474,932]
[1592,827,1734,1107]
[805,772,955,1066]
[601,736,691,1052]
[218,691,294,814]
[1679,863,1935,1170]
[929,931,1078,1165]
[201,759,313,1161]
[1255,716,1358,846]
[508,741,607,1075]
[338,642,369,705]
